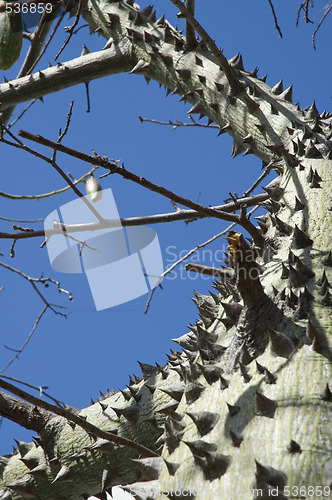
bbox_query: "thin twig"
[57,101,74,144]
[296,0,313,26]
[0,261,71,372]
[312,2,332,49]
[0,166,98,200]
[144,224,235,313]
[1,305,48,372]
[0,261,72,310]
[7,99,38,130]
[267,0,283,37]
[138,115,218,129]
[27,6,67,74]
[0,4,62,126]
[143,160,270,314]
[55,0,82,61]
[0,374,64,406]
[242,163,273,196]
[1,126,104,223]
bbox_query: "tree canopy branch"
[0,40,133,112]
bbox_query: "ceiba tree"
[0,1,331,499]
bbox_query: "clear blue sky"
[0,0,330,481]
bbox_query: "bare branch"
[0,261,72,311]
[0,166,98,200]
[144,224,236,313]
[312,2,332,49]
[296,0,314,26]
[138,115,219,130]
[27,7,67,75]
[55,0,82,61]
[57,100,74,144]
[0,378,159,458]
[0,192,269,242]
[185,262,231,279]
[143,164,271,313]
[0,5,62,126]
[0,374,64,406]
[18,130,265,245]
[1,305,48,373]
[267,0,283,38]
[1,125,104,223]
[7,99,38,130]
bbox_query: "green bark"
[0,1,331,499]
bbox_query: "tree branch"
[0,166,97,200]
[0,40,134,112]
[138,115,219,130]
[0,192,268,246]
[185,262,231,278]
[0,5,62,125]
[0,389,54,435]
[1,305,48,373]
[267,0,283,38]
[18,130,266,246]
[0,378,159,458]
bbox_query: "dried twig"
[27,7,67,74]
[312,2,332,49]
[267,0,283,37]
[143,160,272,313]
[57,101,74,144]
[0,374,64,406]
[296,0,314,26]
[296,0,331,48]
[55,0,83,61]
[0,166,98,200]
[144,224,236,313]
[0,261,72,371]
[138,115,218,129]
[7,99,38,130]
[144,204,262,313]
[1,125,104,223]
[0,261,72,312]
[1,305,48,372]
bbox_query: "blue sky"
[0,0,330,492]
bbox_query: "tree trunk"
[0,1,331,499]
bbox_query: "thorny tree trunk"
[0,1,331,499]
